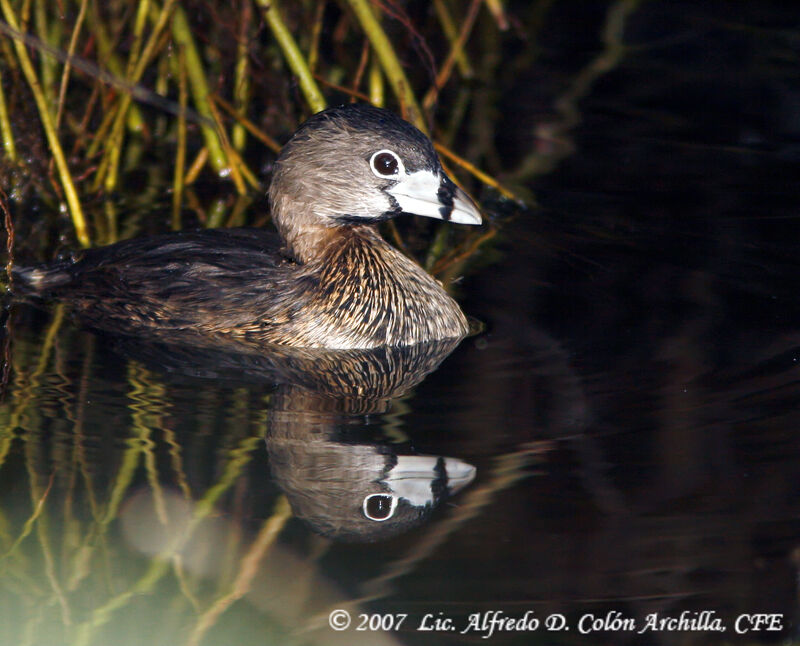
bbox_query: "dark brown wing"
[13,228,307,336]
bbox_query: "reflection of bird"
[266,427,476,542]
[102,323,475,542]
[108,335,463,412]
[261,339,477,542]
[12,104,481,349]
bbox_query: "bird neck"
[271,197,387,264]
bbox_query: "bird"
[12,103,482,349]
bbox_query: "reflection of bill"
[362,456,476,522]
[267,438,477,542]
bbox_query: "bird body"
[12,104,481,349]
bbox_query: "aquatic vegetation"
[0,0,521,276]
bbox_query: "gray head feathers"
[268,104,481,261]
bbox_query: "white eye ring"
[369,149,404,179]
[362,493,398,521]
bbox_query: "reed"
[257,0,327,114]
[345,0,424,129]
[0,63,18,162]
[0,0,517,275]
[172,45,188,230]
[1,0,88,247]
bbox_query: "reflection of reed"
[0,309,293,643]
[70,382,287,646]
[186,496,290,646]
[0,306,473,644]
[0,305,64,470]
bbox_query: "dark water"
[2,3,800,645]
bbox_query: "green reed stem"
[205,198,229,229]
[54,0,89,130]
[64,341,102,593]
[153,49,170,137]
[170,4,229,174]
[431,225,497,278]
[424,222,451,272]
[232,1,252,152]
[206,96,248,195]
[435,141,516,199]
[307,0,325,74]
[345,0,425,130]
[442,85,471,146]
[256,0,327,114]
[0,67,17,161]
[100,436,141,527]
[126,0,152,81]
[368,53,384,106]
[509,0,639,181]
[94,0,180,192]
[0,18,16,61]
[172,45,188,230]
[184,148,209,186]
[0,305,64,473]
[0,0,89,246]
[129,364,170,526]
[34,0,57,108]
[85,99,121,160]
[85,4,144,136]
[162,426,192,501]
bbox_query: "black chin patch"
[337,194,402,223]
[437,175,456,221]
[381,194,403,219]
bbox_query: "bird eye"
[363,493,397,521]
[370,150,402,178]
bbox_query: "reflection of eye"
[370,150,402,178]
[363,494,397,521]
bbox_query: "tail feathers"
[10,262,73,294]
